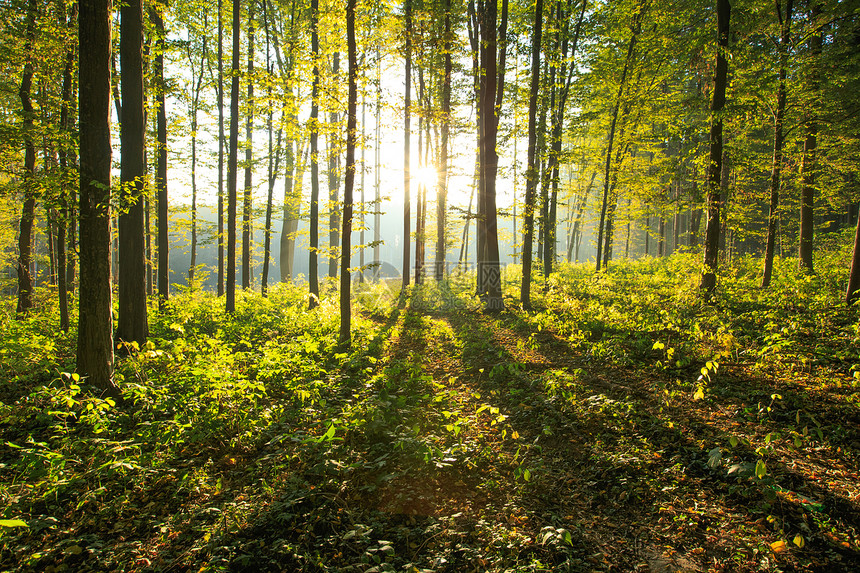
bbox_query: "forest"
[1,0,860,570]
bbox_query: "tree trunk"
[117,0,149,345]
[308,0,321,308]
[435,0,452,281]
[799,1,821,274]
[57,1,77,331]
[596,2,642,272]
[847,209,860,305]
[699,0,730,292]
[402,0,412,290]
[242,0,255,290]
[761,0,793,289]
[188,16,206,284]
[520,0,542,309]
[150,4,169,308]
[78,0,118,396]
[340,0,357,343]
[476,0,505,311]
[328,52,341,279]
[16,0,38,317]
[226,0,241,313]
[217,0,225,296]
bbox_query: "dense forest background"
[2,0,860,570]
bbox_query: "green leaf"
[755,460,767,479]
[0,519,27,528]
[523,469,531,481]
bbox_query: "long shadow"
[442,308,860,572]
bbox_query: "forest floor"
[1,252,860,572]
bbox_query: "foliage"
[1,243,859,571]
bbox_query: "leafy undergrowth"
[1,248,859,572]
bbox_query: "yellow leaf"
[770,540,787,553]
[693,387,705,401]
[793,534,805,548]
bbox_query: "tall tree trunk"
[57,1,77,331]
[761,0,793,289]
[700,0,730,292]
[151,4,169,308]
[117,0,149,345]
[373,46,381,268]
[226,0,241,313]
[217,0,225,296]
[435,0,452,281]
[328,52,341,279]
[340,0,357,344]
[78,0,118,396]
[261,7,281,297]
[415,68,426,285]
[188,16,206,284]
[308,0,321,308]
[242,0,255,290]
[402,0,412,290]
[16,0,38,317]
[520,0,542,309]
[476,0,505,311]
[799,1,821,274]
[596,2,642,272]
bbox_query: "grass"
[1,244,859,572]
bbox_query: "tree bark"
[402,0,412,290]
[799,1,821,274]
[847,209,860,305]
[226,0,241,313]
[700,0,731,293]
[16,0,38,317]
[78,0,118,396]
[340,0,357,344]
[435,0,452,281]
[117,0,149,345]
[761,0,793,289]
[150,4,169,308]
[242,0,255,290]
[328,52,341,279]
[217,0,225,296]
[520,0,543,309]
[308,0,321,308]
[57,1,77,331]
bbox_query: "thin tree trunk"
[217,0,225,296]
[328,52,341,279]
[402,0,412,290]
[262,6,282,297]
[16,0,38,316]
[799,1,821,274]
[520,0,542,309]
[435,0,452,281]
[700,0,730,292]
[242,0,255,290]
[847,209,860,305]
[57,1,77,331]
[151,5,169,308]
[340,0,357,343]
[226,0,241,313]
[308,0,321,308]
[761,0,793,289]
[596,2,642,272]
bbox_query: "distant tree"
[328,51,341,280]
[434,0,452,281]
[117,0,149,345]
[217,0,225,296]
[77,0,119,397]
